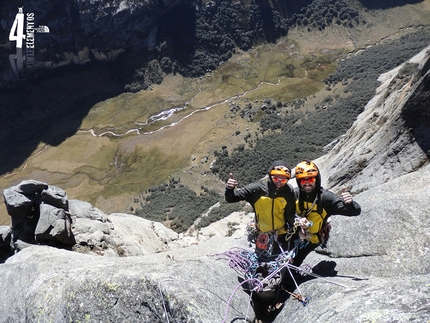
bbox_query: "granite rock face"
[317,45,430,195]
[0,160,429,322]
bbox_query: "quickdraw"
[282,289,309,307]
[266,289,309,312]
[285,215,313,245]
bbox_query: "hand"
[225,173,238,190]
[295,217,313,230]
[341,186,353,204]
[299,229,311,241]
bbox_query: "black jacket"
[225,178,295,234]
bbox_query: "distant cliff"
[317,46,430,194]
[1,0,422,86]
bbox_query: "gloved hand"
[298,229,311,241]
[341,186,353,204]
[225,173,238,190]
[295,217,313,230]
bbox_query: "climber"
[291,160,361,267]
[225,160,296,258]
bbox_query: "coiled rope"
[211,239,349,323]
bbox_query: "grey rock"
[278,274,430,323]
[0,238,249,323]
[13,239,34,252]
[108,213,179,256]
[2,180,53,246]
[317,46,430,195]
[3,180,73,248]
[40,186,69,210]
[13,180,49,195]
[0,226,12,262]
[35,204,75,246]
[72,217,111,235]
[72,217,113,254]
[69,199,109,222]
[0,226,11,244]
[3,185,36,218]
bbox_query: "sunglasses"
[299,177,316,185]
[271,176,288,184]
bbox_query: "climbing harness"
[299,195,318,218]
[319,218,332,248]
[296,194,334,248]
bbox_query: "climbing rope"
[158,277,255,323]
[211,238,350,322]
[157,236,347,323]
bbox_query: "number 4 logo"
[9,7,25,49]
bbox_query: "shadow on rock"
[0,63,124,176]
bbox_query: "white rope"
[158,277,253,323]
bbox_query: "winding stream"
[79,76,284,137]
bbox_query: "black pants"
[292,242,318,267]
[272,233,290,255]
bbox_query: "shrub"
[212,29,430,185]
[196,200,245,229]
[135,179,220,233]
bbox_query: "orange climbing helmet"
[269,165,291,178]
[268,160,291,179]
[295,160,319,179]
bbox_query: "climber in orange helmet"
[225,160,296,258]
[291,160,361,268]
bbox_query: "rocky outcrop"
[1,179,251,262]
[317,45,430,194]
[2,180,73,252]
[0,236,249,323]
[1,180,186,260]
